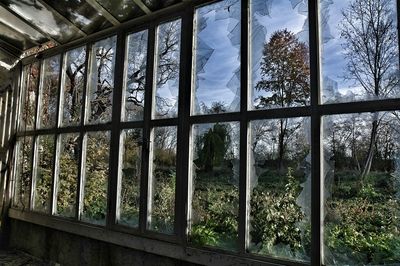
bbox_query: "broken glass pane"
[45,0,112,34]
[250,0,310,109]
[118,129,142,227]
[148,126,177,234]
[86,36,116,125]
[38,55,60,129]
[33,134,55,213]
[19,62,39,131]
[320,0,400,103]
[192,0,241,115]
[60,46,86,127]
[3,0,84,43]
[123,30,148,122]
[189,122,240,250]
[81,131,110,225]
[95,0,144,22]
[153,20,181,119]
[248,117,310,262]
[323,112,400,265]
[55,133,80,218]
[13,136,33,209]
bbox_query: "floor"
[0,250,51,266]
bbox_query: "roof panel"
[143,0,181,11]
[2,0,85,44]
[95,0,145,22]
[44,0,112,34]
[0,5,48,44]
[0,22,36,51]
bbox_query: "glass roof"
[0,0,184,69]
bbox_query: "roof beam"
[132,0,152,15]
[0,21,40,47]
[0,2,60,46]
[0,39,21,58]
[36,0,87,37]
[85,0,121,26]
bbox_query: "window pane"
[248,118,311,261]
[81,131,110,225]
[123,30,148,122]
[61,46,86,126]
[323,112,400,265]
[19,63,39,131]
[38,55,60,129]
[153,20,181,119]
[33,135,55,213]
[189,122,240,250]
[250,0,310,109]
[13,136,33,209]
[118,129,142,227]
[148,126,177,233]
[55,133,80,218]
[320,0,400,103]
[192,0,241,115]
[86,36,116,124]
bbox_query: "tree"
[256,30,310,170]
[340,0,400,179]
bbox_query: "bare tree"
[340,0,400,179]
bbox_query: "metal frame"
[8,0,400,265]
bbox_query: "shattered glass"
[95,0,144,22]
[86,36,116,125]
[320,0,400,103]
[323,112,400,265]
[250,0,310,110]
[60,46,86,127]
[38,55,60,129]
[248,117,310,262]
[153,20,181,119]
[3,0,84,43]
[45,0,112,34]
[123,30,148,122]
[192,0,241,115]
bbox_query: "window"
[12,1,400,265]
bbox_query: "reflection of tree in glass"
[20,63,39,130]
[340,0,399,179]
[63,47,85,125]
[14,137,33,209]
[154,20,181,118]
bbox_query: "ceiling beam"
[0,40,20,59]
[85,0,121,26]
[0,2,60,46]
[132,0,152,15]
[36,0,87,37]
[0,21,40,47]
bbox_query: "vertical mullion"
[309,0,322,264]
[239,0,249,254]
[108,31,125,228]
[50,53,64,215]
[140,25,156,233]
[176,6,194,242]
[76,43,91,220]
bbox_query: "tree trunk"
[277,119,286,172]
[360,115,379,181]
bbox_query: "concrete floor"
[0,250,51,266]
